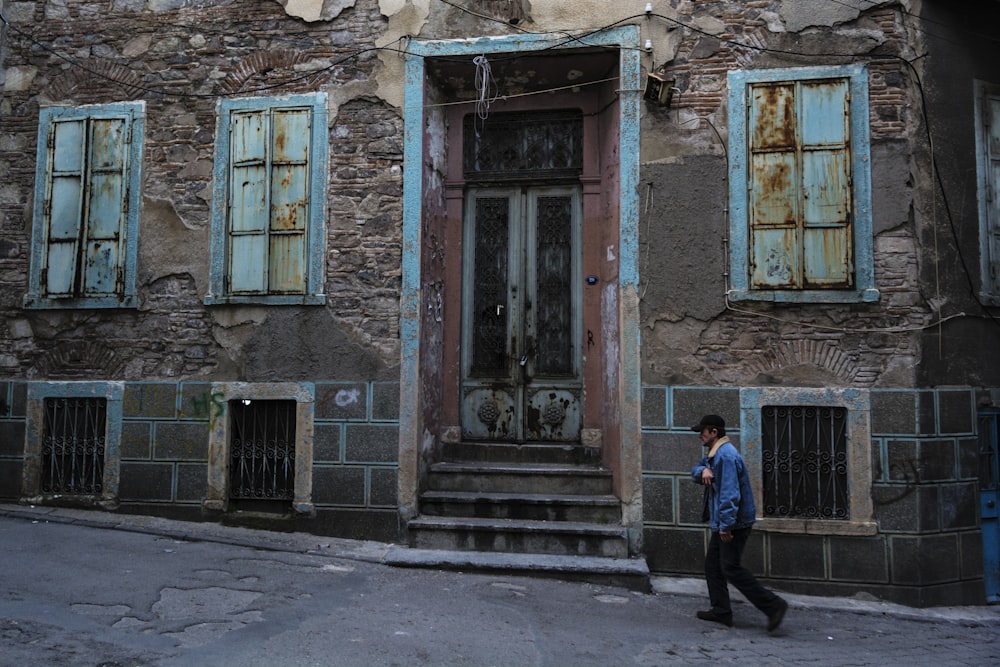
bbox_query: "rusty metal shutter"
[748,78,852,289]
[227,107,309,295]
[44,114,130,298]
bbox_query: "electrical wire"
[3,2,998,336]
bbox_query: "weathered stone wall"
[637,1,930,389]
[0,0,401,382]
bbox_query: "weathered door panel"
[461,187,581,442]
[750,82,796,150]
[800,80,848,145]
[803,227,850,286]
[751,226,799,288]
[462,191,518,440]
[269,234,305,293]
[230,234,267,294]
[272,109,310,163]
[802,150,849,225]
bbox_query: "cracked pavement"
[1,507,998,666]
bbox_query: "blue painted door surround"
[979,408,1000,602]
[398,26,644,541]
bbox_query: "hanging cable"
[472,54,498,133]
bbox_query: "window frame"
[975,80,1000,305]
[206,93,328,306]
[740,387,876,536]
[25,102,145,310]
[204,382,315,515]
[727,65,879,304]
[22,381,124,506]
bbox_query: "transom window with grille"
[207,94,328,305]
[229,399,296,502]
[25,103,144,309]
[41,397,108,495]
[760,405,849,520]
[463,110,583,182]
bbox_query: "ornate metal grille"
[41,397,107,494]
[761,405,849,520]
[534,195,572,375]
[464,111,583,181]
[471,196,510,374]
[229,399,296,501]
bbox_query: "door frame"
[397,27,644,554]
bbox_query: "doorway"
[460,185,582,442]
[397,28,644,547]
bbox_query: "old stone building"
[1,0,998,606]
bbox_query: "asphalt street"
[1,504,998,667]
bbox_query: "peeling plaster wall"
[635,0,935,390]
[0,0,989,389]
[0,0,401,382]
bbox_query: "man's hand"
[719,530,733,543]
[700,468,714,486]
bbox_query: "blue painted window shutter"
[728,65,877,303]
[26,103,144,309]
[748,78,851,289]
[208,94,326,305]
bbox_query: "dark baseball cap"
[691,414,726,433]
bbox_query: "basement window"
[22,382,124,505]
[741,387,876,535]
[204,382,315,514]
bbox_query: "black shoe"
[767,598,788,632]
[696,610,733,627]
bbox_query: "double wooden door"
[460,185,582,442]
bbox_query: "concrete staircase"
[394,441,650,591]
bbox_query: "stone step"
[384,547,651,592]
[419,490,622,523]
[427,462,613,495]
[407,516,629,558]
[441,441,602,465]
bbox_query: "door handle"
[989,500,997,509]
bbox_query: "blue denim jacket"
[691,440,757,532]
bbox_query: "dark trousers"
[705,526,782,617]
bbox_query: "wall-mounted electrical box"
[644,72,675,107]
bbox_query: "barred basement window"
[761,405,849,520]
[41,397,107,494]
[229,399,296,502]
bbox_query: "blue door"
[979,409,1000,603]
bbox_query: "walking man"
[690,414,788,631]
